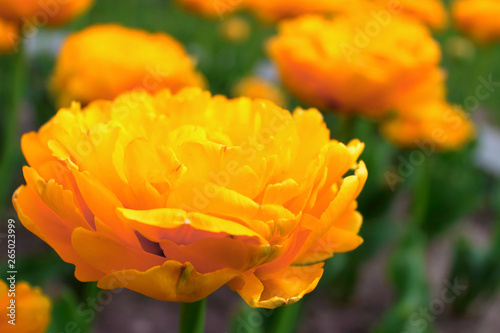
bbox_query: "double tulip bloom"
[14,88,367,308]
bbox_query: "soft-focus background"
[1,0,500,332]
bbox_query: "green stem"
[269,302,302,333]
[0,43,25,209]
[412,157,430,227]
[179,299,206,333]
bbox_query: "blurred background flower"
[267,13,441,118]
[219,16,251,43]
[231,75,287,107]
[381,101,475,150]
[453,0,500,43]
[51,24,206,107]
[373,0,447,29]
[244,0,366,23]
[0,17,17,53]
[0,0,94,26]
[176,0,245,18]
[0,280,51,333]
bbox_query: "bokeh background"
[1,0,500,332]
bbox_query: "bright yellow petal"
[118,208,267,244]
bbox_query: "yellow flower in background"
[245,0,367,23]
[219,16,251,43]
[0,280,51,333]
[381,101,475,150]
[267,14,441,118]
[445,36,476,60]
[453,0,500,43]
[13,87,367,309]
[176,0,446,27]
[380,63,474,150]
[0,0,94,26]
[176,0,245,18]
[51,24,206,107]
[232,76,287,107]
[0,17,17,53]
[373,0,447,29]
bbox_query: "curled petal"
[230,263,324,309]
[98,262,243,303]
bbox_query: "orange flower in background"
[379,61,474,150]
[0,280,51,333]
[176,0,446,27]
[390,67,448,112]
[245,0,367,23]
[219,16,251,43]
[381,101,475,150]
[453,0,500,43]
[0,0,94,26]
[0,17,17,53]
[51,24,206,107]
[373,0,447,29]
[176,0,245,18]
[13,87,367,308]
[232,76,287,107]
[267,14,441,118]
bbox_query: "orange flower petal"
[71,227,166,274]
[230,263,324,309]
[13,186,103,282]
[98,261,243,303]
[160,237,271,273]
[72,169,141,248]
